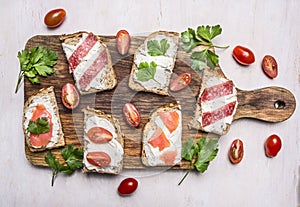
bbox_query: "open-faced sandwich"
[23,86,65,152]
[189,68,238,135]
[128,31,179,96]
[82,107,124,174]
[60,32,117,95]
[142,102,182,167]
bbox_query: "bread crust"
[60,32,117,95]
[82,107,124,174]
[23,86,65,152]
[128,31,179,96]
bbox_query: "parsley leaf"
[27,117,50,135]
[15,46,58,93]
[147,39,170,56]
[136,61,160,85]
[45,144,83,186]
[181,25,228,70]
[178,137,219,185]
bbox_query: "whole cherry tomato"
[86,151,111,168]
[61,83,80,110]
[262,55,278,79]
[123,103,140,127]
[232,45,255,65]
[87,127,113,144]
[265,134,282,157]
[44,8,66,28]
[228,139,244,164]
[116,30,130,55]
[170,73,192,92]
[118,177,138,196]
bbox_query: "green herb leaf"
[15,46,58,93]
[181,138,199,161]
[136,61,160,84]
[196,25,222,42]
[147,39,170,56]
[191,49,219,70]
[181,28,201,52]
[27,117,50,135]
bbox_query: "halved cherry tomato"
[262,55,278,79]
[232,45,255,65]
[87,127,113,144]
[229,139,244,164]
[123,103,140,127]
[265,134,282,157]
[116,30,130,55]
[86,151,111,168]
[61,83,80,110]
[118,178,138,196]
[170,73,192,92]
[44,8,66,28]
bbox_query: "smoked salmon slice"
[29,104,53,147]
[158,111,179,133]
[148,127,170,151]
[159,150,177,165]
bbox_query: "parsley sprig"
[15,46,58,93]
[181,25,229,70]
[147,39,170,56]
[136,61,160,85]
[27,117,50,135]
[45,144,83,186]
[178,137,219,185]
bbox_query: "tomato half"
[170,73,192,92]
[118,178,138,196]
[87,127,113,144]
[86,151,111,168]
[232,45,255,65]
[123,103,140,127]
[61,83,80,110]
[116,30,130,55]
[228,139,244,164]
[44,8,66,28]
[262,55,278,79]
[265,134,282,157]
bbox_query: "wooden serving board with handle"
[23,34,296,170]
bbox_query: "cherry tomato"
[232,45,255,65]
[87,127,113,144]
[170,73,192,92]
[265,134,282,157]
[118,178,138,196]
[228,139,244,164]
[116,30,130,55]
[262,55,278,79]
[44,8,66,28]
[123,103,140,127]
[61,83,80,110]
[86,152,111,167]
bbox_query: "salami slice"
[202,101,237,127]
[200,80,234,102]
[68,32,98,73]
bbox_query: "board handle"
[234,86,296,122]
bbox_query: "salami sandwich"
[60,32,117,95]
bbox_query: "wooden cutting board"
[23,34,296,170]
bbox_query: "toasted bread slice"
[23,86,65,152]
[142,102,182,167]
[82,107,124,174]
[189,68,238,135]
[128,31,179,96]
[60,31,117,95]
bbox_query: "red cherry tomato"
[86,152,111,167]
[87,127,113,144]
[262,55,278,79]
[116,30,130,55]
[228,139,244,164]
[232,45,255,65]
[170,73,192,92]
[118,178,138,196]
[265,134,282,157]
[123,103,140,127]
[61,83,80,110]
[44,8,66,28]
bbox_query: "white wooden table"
[1,0,299,206]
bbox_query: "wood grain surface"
[23,34,296,170]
